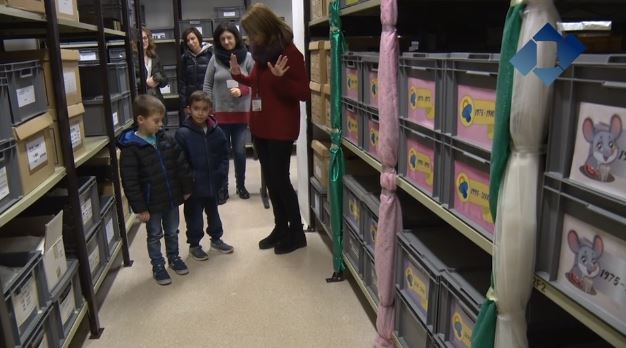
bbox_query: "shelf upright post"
[134,0,147,94]
[122,0,138,101]
[44,0,103,338]
[173,0,183,125]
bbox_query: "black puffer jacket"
[117,128,193,214]
[179,44,212,108]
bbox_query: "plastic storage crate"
[0,78,13,142]
[79,62,129,98]
[399,52,447,131]
[83,92,131,136]
[444,53,499,153]
[443,140,494,240]
[151,28,175,40]
[360,52,379,111]
[363,249,378,305]
[395,289,438,348]
[309,176,327,226]
[0,140,22,214]
[215,6,242,18]
[362,107,380,160]
[22,304,57,348]
[160,65,177,96]
[0,252,46,346]
[342,98,363,147]
[45,176,100,235]
[399,121,444,201]
[50,259,83,343]
[78,47,99,63]
[537,177,626,335]
[0,60,48,125]
[342,174,380,239]
[545,54,626,202]
[213,18,245,37]
[343,220,364,275]
[178,19,213,38]
[436,269,491,348]
[100,196,121,260]
[342,52,361,102]
[108,47,126,62]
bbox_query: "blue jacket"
[175,116,228,197]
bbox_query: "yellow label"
[370,223,377,244]
[452,312,473,347]
[456,173,494,224]
[347,73,358,91]
[347,115,359,133]
[349,198,360,222]
[408,148,433,186]
[409,86,435,120]
[405,267,428,311]
[459,95,495,138]
[371,78,378,97]
[369,127,379,147]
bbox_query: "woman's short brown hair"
[182,27,203,48]
[241,4,293,47]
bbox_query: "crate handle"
[586,204,626,226]
[20,68,34,78]
[346,103,356,112]
[346,61,356,69]
[465,70,494,77]
[409,66,429,72]
[601,81,626,90]
[468,53,490,60]
[462,149,489,165]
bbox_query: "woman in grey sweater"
[203,22,254,204]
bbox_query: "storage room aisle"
[78,156,376,347]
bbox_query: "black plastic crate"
[79,62,129,98]
[215,6,243,19]
[178,19,213,39]
[342,174,380,239]
[108,47,127,63]
[343,220,364,276]
[309,176,327,226]
[0,60,48,126]
[0,140,22,214]
[83,92,132,136]
[160,65,177,96]
[100,196,121,260]
[363,249,378,306]
[0,77,13,142]
[360,52,379,111]
[22,304,57,348]
[151,28,175,40]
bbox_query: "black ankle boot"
[274,226,307,254]
[259,226,286,250]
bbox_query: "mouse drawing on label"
[565,230,604,295]
[580,114,622,182]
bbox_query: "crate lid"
[309,81,322,92]
[573,53,626,66]
[311,139,330,157]
[49,103,85,121]
[0,251,42,295]
[13,112,53,141]
[50,258,78,300]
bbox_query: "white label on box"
[81,198,92,225]
[0,167,9,200]
[160,85,171,94]
[63,70,77,94]
[112,112,119,126]
[106,218,115,244]
[44,240,67,292]
[79,52,97,61]
[17,85,36,108]
[58,0,74,15]
[224,11,236,17]
[13,274,38,330]
[89,244,100,275]
[70,123,82,149]
[152,32,166,40]
[196,26,203,35]
[27,136,48,171]
[60,285,75,326]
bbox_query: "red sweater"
[232,43,310,141]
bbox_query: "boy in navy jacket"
[176,91,233,260]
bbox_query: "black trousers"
[254,137,304,240]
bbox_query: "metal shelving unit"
[75,137,110,167]
[343,253,378,314]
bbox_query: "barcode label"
[224,11,236,17]
[17,85,36,108]
[63,70,77,94]
[26,136,47,171]
[70,122,82,149]
[0,166,9,200]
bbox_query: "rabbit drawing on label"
[565,230,604,295]
[580,114,623,182]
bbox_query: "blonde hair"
[241,4,293,47]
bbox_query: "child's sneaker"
[211,239,234,254]
[189,246,209,261]
[169,257,189,275]
[153,266,172,286]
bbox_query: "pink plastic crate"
[344,105,360,146]
[456,85,496,151]
[405,135,435,195]
[368,71,378,108]
[407,77,436,130]
[366,118,379,159]
[345,67,359,101]
[453,160,494,237]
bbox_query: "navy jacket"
[117,128,193,214]
[175,116,228,197]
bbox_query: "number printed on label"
[0,166,9,200]
[17,85,36,108]
[81,198,93,225]
[26,136,47,171]
[112,112,119,126]
[70,123,82,149]
[13,275,38,329]
[58,0,74,15]
[106,218,115,244]
[63,71,77,94]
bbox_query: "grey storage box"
[48,176,101,235]
[362,107,380,160]
[444,53,499,153]
[215,6,243,19]
[213,18,245,36]
[50,259,83,342]
[22,304,57,348]
[160,65,178,96]
[343,220,364,275]
[342,52,362,103]
[342,174,380,239]
[0,252,46,346]
[342,98,363,148]
[363,249,378,306]
[0,140,23,214]
[108,47,127,62]
[83,92,132,136]
[399,121,445,202]
[178,19,213,39]
[100,196,121,260]
[0,78,13,142]
[309,176,327,227]
[442,140,494,241]
[151,28,175,40]
[399,52,447,132]
[360,52,379,111]
[0,60,48,125]
[395,289,438,348]
[79,62,129,98]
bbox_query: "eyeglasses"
[142,36,149,41]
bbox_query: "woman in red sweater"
[231,3,310,254]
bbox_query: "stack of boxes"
[0,0,80,22]
[310,40,331,130]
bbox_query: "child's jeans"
[184,195,223,247]
[146,206,180,268]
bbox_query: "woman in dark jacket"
[140,27,168,104]
[179,27,213,114]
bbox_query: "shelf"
[313,122,331,135]
[534,276,626,347]
[0,5,44,22]
[0,167,66,228]
[343,252,378,314]
[155,39,177,44]
[103,28,125,37]
[61,40,125,49]
[61,303,88,348]
[309,17,329,27]
[94,241,122,293]
[341,139,383,172]
[341,0,381,16]
[75,136,109,167]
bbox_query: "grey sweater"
[203,53,254,114]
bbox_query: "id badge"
[226,79,239,89]
[252,98,262,112]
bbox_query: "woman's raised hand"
[229,54,241,75]
[268,55,290,77]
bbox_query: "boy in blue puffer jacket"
[176,91,234,260]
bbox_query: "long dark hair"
[212,22,244,51]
